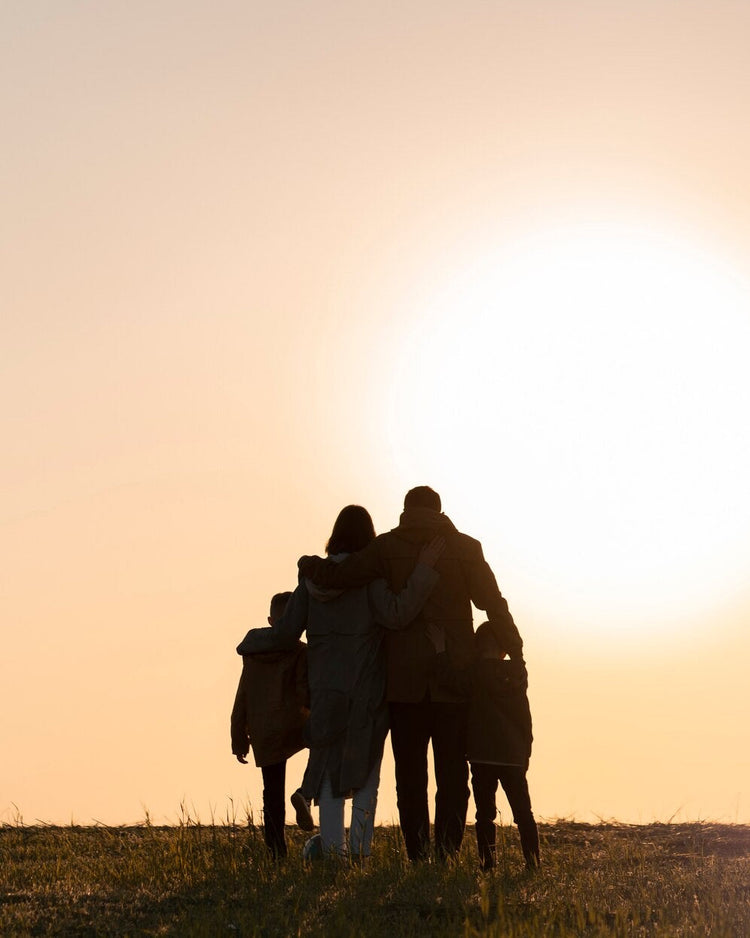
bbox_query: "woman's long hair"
[325,505,376,556]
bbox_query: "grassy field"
[1,816,748,936]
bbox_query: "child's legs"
[317,771,347,856]
[261,760,287,857]
[470,762,498,868]
[496,766,539,865]
[349,754,383,859]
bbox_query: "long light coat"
[237,558,438,799]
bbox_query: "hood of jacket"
[305,552,347,602]
[390,507,458,545]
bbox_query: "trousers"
[471,761,539,869]
[317,755,383,858]
[261,760,287,858]
[389,698,469,861]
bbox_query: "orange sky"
[2,0,749,826]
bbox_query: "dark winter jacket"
[433,651,533,769]
[230,642,309,768]
[236,558,438,799]
[467,657,533,769]
[299,507,522,702]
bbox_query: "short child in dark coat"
[231,591,309,858]
[429,620,539,870]
[468,622,539,870]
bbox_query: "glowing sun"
[378,222,750,638]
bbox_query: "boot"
[476,819,496,870]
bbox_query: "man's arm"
[236,581,308,655]
[298,537,386,589]
[466,540,524,659]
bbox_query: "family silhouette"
[232,485,538,869]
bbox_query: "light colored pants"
[318,757,382,858]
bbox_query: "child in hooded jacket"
[231,591,309,858]
[428,620,539,870]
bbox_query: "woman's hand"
[418,536,445,568]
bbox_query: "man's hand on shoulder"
[300,543,381,589]
[298,555,325,579]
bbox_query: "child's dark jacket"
[434,653,533,769]
[467,657,532,769]
[230,642,309,768]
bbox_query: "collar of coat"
[392,507,458,543]
[305,552,347,602]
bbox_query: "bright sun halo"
[379,222,750,639]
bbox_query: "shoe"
[291,789,314,831]
[302,833,323,861]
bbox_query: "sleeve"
[236,581,308,654]
[367,562,439,630]
[230,666,250,756]
[295,643,310,711]
[466,540,524,659]
[298,538,386,589]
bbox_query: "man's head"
[404,485,441,512]
[268,591,293,625]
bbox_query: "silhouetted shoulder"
[452,531,485,558]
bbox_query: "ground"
[1,820,748,936]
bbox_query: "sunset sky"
[3,0,749,827]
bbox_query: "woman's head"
[326,505,376,555]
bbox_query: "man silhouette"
[300,485,523,861]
